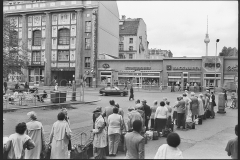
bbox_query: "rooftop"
[119,19,140,35]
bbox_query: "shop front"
[223,57,238,91]
[28,67,45,86]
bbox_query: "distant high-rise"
[204,16,210,56]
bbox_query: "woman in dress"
[49,112,71,159]
[25,111,45,159]
[198,94,205,123]
[61,108,72,155]
[154,101,168,136]
[92,108,108,159]
[150,100,158,130]
[4,122,35,159]
[107,107,124,156]
[154,133,183,159]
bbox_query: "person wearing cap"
[92,108,107,159]
[127,107,143,132]
[141,99,151,131]
[198,94,205,123]
[174,96,187,130]
[25,111,45,159]
[190,92,199,121]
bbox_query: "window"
[129,54,133,59]
[119,44,124,51]
[119,53,125,59]
[32,30,41,46]
[58,50,70,61]
[11,31,18,47]
[129,46,133,51]
[85,21,91,32]
[85,38,91,49]
[72,13,76,20]
[32,51,41,62]
[129,38,133,43]
[58,28,70,45]
[85,57,90,68]
[120,36,124,42]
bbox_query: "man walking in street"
[141,100,151,131]
[225,124,238,159]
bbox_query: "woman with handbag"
[107,107,124,156]
[25,111,46,159]
[92,108,108,159]
[3,122,35,159]
[61,108,72,156]
[49,112,72,159]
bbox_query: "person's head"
[128,106,135,112]
[142,99,147,105]
[153,100,158,106]
[199,94,203,98]
[115,103,119,108]
[15,122,27,135]
[163,97,167,102]
[160,101,165,107]
[166,101,170,106]
[27,111,37,121]
[61,108,68,116]
[167,132,181,148]
[211,92,214,95]
[93,107,102,118]
[235,124,238,136]
[109,100,115,106]
[133,120,142,133]
[136,99,140,104]
[113,107,119,114]
[183,93,187,97]
[57,112,66,121]
[190,92,195,96]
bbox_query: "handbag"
[162,127,172,137]
[70,132,89,159]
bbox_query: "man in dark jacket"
[174,96,187,130]
[141,100,151,131]
[3,81,7,93]
[129,86,134,101]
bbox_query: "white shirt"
[154,144,183,159]
[154,106,168,119]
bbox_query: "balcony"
[28,61,45,66]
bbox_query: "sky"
[117,1,238,57]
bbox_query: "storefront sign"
[142,73,160,76]
[125,67,151,70]
[118,72,134,76]
[173,67,201,70]
[227,65,238,72]
[202,56,222,72]
[57,63,69,67]
[32,61,42,66]
[102,63,110,69]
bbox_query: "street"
[3,89,237,159]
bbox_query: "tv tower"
[204,16,210,56]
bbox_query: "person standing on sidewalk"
[61,108,72,155]
[150,100,158,130]
[126,107,143,132]
[223,89,228,108]
[4,81,7,93]
[25,111,45,159]
[209,92,216,119]
[102,100,116,125]
[142,100,151,131]
[135,99,142,110]
[129,86,134,101]
[225,124,238,159]
[107,107,124,157]
[198,94,205,122]
[190,92,199,122]
[174,96,187,130]
[154,101,168,136]
[125,120,145,159]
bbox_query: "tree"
[219,46,238,57]
[3,14,28,79]
[168,50,173,57]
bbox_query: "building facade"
[119,16,148,59]
[97,56,238,90]
[4,1,119,86]
[148,48,173,59]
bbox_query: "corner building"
[4,1,119,86]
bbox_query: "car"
[8,83,38,93]
[99,86,128,96]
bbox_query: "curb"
[3,99,101,113]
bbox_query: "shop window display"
[142,77,159,86]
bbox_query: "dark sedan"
[99,86,128,96]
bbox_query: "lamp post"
[214,39,220,93]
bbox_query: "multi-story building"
[118,15,148,59]
[4,1,119,87]
[147,48,173,59]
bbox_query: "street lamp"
[215,39,220,92]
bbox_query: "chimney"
[122,15,126,20]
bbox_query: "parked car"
[99,86,128,96]
[8,83,38,93]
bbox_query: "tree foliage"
[219,46,238,57]
[168,50,173,57]
[3,14,28,78]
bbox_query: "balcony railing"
[27,61,45,66]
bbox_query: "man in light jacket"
[125,120,145,159]
[174,96,187,130]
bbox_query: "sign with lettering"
[173,67,201,71]
[142,73,160,77]
[125,67,151,70]
[102,63,110,69]
[202,56,222,72]
[227,64,238,72]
